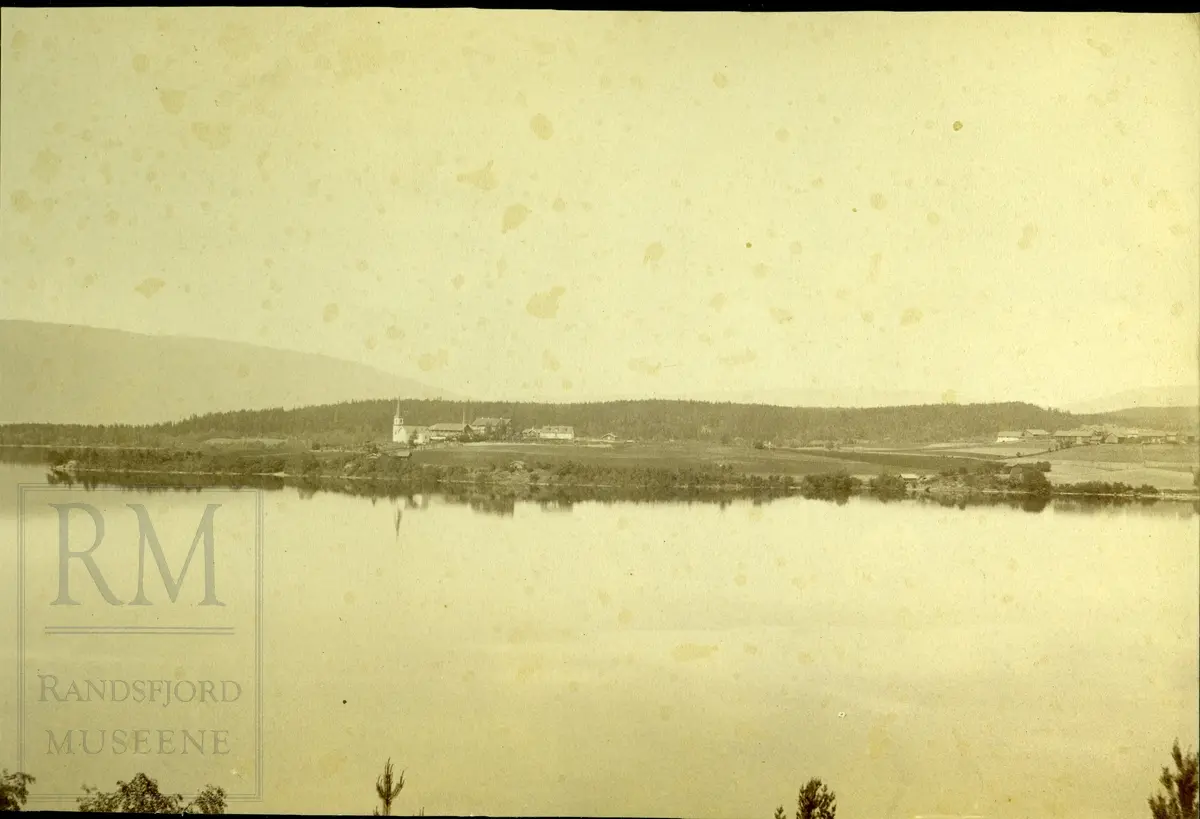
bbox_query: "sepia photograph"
[1,8,1198,818]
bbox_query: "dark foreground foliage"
[1149,740,1199,819]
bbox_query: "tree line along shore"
[27,444,1199,506]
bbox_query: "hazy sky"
[2,10,1197,408]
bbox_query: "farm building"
[470,417,511,437]
[995,431,1022,443]
[1053,429,1092,446]
[1102,428,1150,443]
[429,422,469,441]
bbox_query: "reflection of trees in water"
[912,492,1050,513]
[33,469,1199,520]
[918,494,1056,514]
[46,470,285,494]
[1,446,55,465]
[381,485,792,517]
[440,491,517,518]
[914,492,1198,518]
[1051,495,1199,519]
[390,496,431,536]
[1054,496,1155,512]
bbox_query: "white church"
[391,401,429,446]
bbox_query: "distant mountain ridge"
[1069,385,1199,414]
[1098,405,1200,431]
[0,320,452,426]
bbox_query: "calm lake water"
[1,461,1197,818]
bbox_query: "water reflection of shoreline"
[33,468,1199,520]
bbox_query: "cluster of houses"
[389,403,582,447]
[519,425,578,441]
[391,409,514,446]
[995,425,1197,447]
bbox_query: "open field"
[997,444,1199,491]
[907,440,1199,466]
[410,442,879,476]
[923,443,1056,458]
[1028,461,1200,492]
[407,441,989,477]
[1037,443,1199,465]
[786,446,994,471]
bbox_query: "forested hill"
[2,399,1180,448]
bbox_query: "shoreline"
[18,445,1197,506]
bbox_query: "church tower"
[392,399,409,445]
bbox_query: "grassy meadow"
[407,441,990,477]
